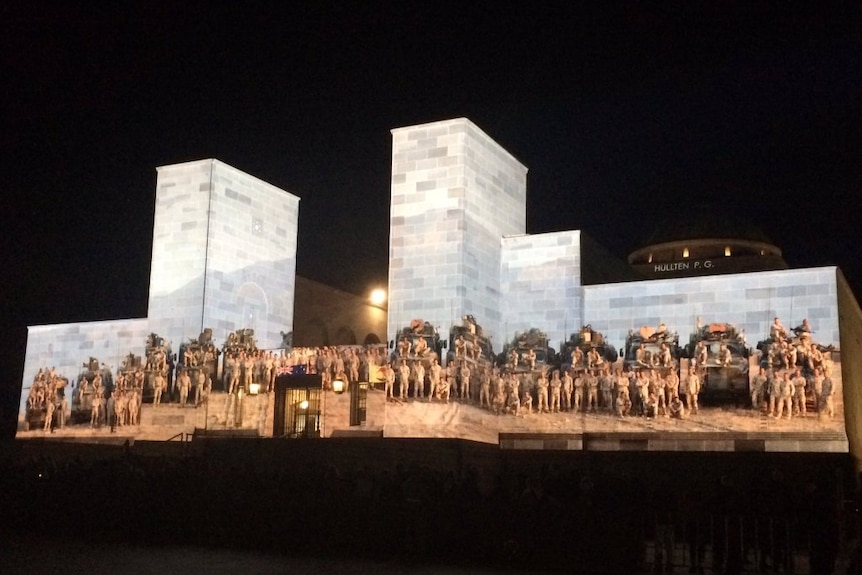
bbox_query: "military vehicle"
[71,357,114,424]
[623,324,682,373]
[498,328,555,374]
[755,321,836,377]
[178,327,220,392]
[559,325,618,371]
[684,322,752,401]
[446,315,494,367]
[24,370,69,431]
[389,319,444,369]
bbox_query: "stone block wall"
[583,267,840,351]
[500,230,584,349]
[387,118,526,344]
[201,161,299,348]
[147,160,213,347]
[22,318,151,413]
[146,160,299,349]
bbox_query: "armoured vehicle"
[624,324,682,373]
[24,370,69,431]
[684,322,752,401]
[447,315,494,367]
[178,328,220,390]
[559,325,618,371]
[71,357,114,424]
[389,319,444,369]
[756,321,836,377]
[499,328,555,374]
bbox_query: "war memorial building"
[18,118,862,470]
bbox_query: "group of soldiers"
[750,366,835,419]
[27,367,69,431]
[378,354,703,420]
[763,316,830,373]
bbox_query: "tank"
[498,328,555,374]
[559,325,618,372]
[446,315,494,367]
[179,328,221,390]
[756,320,836,377]
[623,324,682,374]
[389,319,443,369]
[71,357,114,424]
[685,322,751,401]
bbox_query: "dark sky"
[3,1,861,435]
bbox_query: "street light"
[332,378,345,394]
[370,288,387,308]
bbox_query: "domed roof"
[641,207,775,247]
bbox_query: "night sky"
[3,2,861,436]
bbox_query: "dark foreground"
[1,437,860,574]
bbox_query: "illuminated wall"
[387,118,527,345]
[500,230,584,348]
[21,159,299,433]
[148,160,299,348]
[583,267,840,351]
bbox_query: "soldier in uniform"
[413,336,428,356]
[658,343,673,368]
[398,360,410,401]
[586,370,599,412]
[384,364,395,400]
[717,343,732,366]
[615,390,632,417]
[242,352,254,392]
[685,367,700,415]
[571,346,584,368]
[454,335,466,360]
[573,370,584,412]
[195,369,206,406]
[636,343,649,367]
[771,316,788,342]
[694,341,708,367]
[178,368,191,407]
[460,364,471,401]
[669,395,685,419]
[792,368,807,417]
[479,369,492,408]
[535,370,549,413]
[525,348,537,371]
[819,373,834,418]
[775,372,793,419]
[428,358,442,401]
[587,347,603,370]
[751,368,768,411]
[652,370,667,416]
[264,352,275,392]
[562,369,573,411]
[413,362,426,399]
[153,371,165,406]
[549,370,562,413]
[509,348,519,370]
[767,369,780,417]
[43,396,56,432]
[492,384,506,415]
[437,369,451,404]
[599,369,613,412]
[520,390,532,414]
[90,385,102,428]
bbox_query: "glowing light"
[370,288,387,307]
[248,383,260,395]
[299,400,309,410]
[682,248,690,258]
[333,379,345,394]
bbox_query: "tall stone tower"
[387,118,527,345]
[148,159,299,348]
